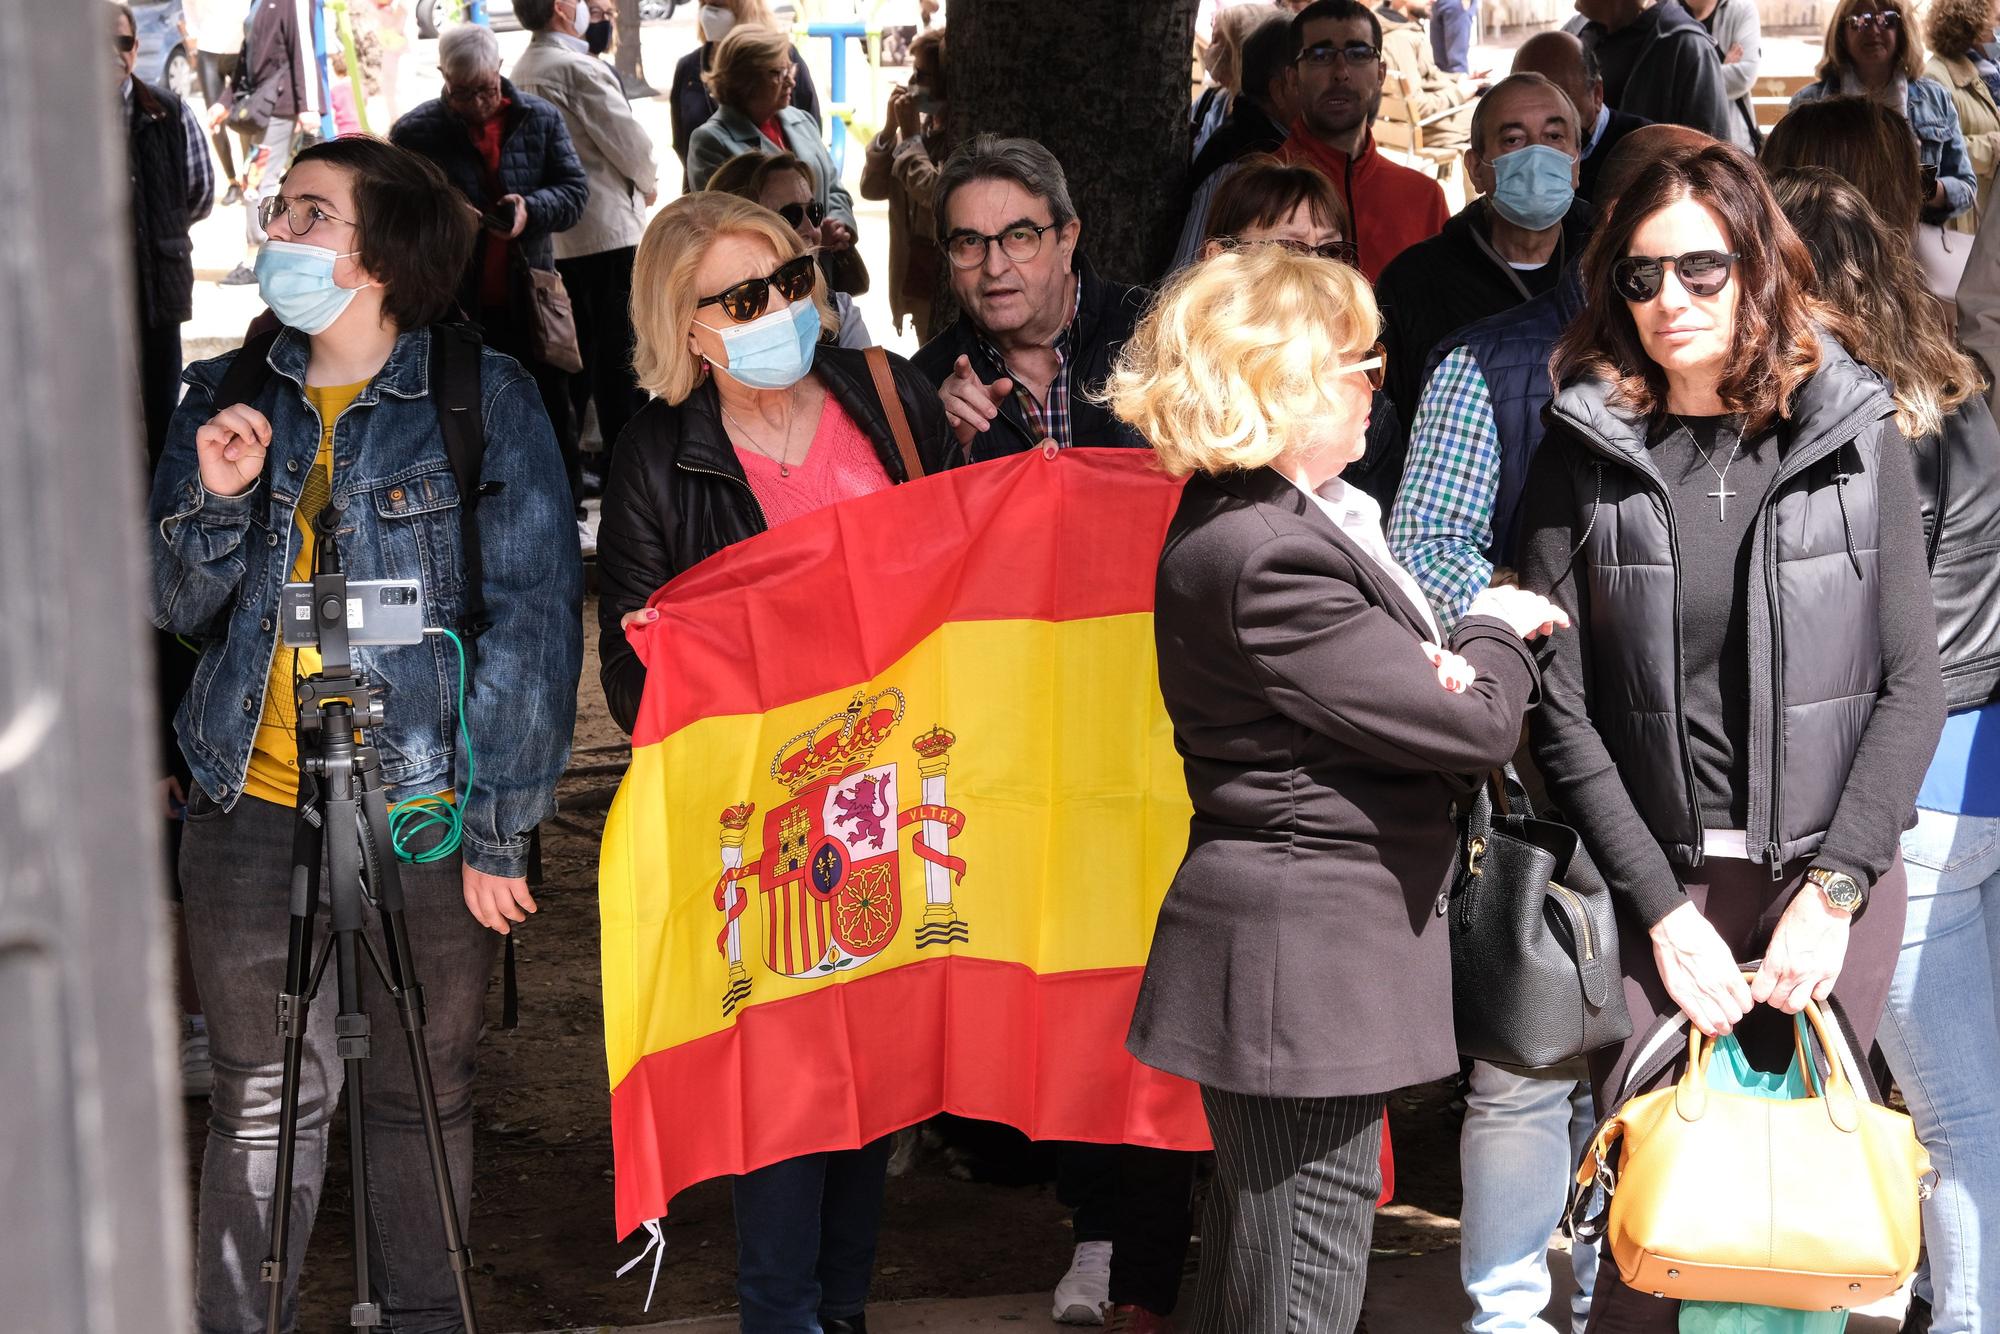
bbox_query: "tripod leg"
[355,759,482,1333]
[323,768,384,1331]
[264,806,327,1334]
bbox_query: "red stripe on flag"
[607,956,1393,1237]
[628,450,1187,747]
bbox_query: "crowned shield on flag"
[757,764,903,977]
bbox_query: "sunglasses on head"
[776,200,826,230]
[696,252,818,323]
[1611,250,1739,302]
[112,33,136,53]
[1845,9,1901,30]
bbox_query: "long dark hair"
[1770,166,1981,438]
[1553,144,1824,434]
[287,137,475,330]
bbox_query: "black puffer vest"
[1541,334,1898,869]
[128,78,195,328]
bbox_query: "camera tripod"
[261,529,480,1333]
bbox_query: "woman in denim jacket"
[148,137,582,1332]
[1790,0,1976,225]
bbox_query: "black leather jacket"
[596,344,950,734]
[1913,394,2000,711]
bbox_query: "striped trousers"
[1188,1086,1388,1333]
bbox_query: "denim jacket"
[149,327,584,878]
[1792,74,1976,220]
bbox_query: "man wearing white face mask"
[669,0,821,190]
[1368,73,1591,507]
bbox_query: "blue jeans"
[731,1138,893,1333]
[1460,1061,1599,1334]
[1875,808,2000,1334]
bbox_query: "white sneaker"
[180,1017,212,1099]
[1052,1240,1112,1325]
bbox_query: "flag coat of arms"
[600,448,1392,1238]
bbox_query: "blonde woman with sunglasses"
[1115,245,1564,1333]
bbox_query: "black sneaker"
[219,261,258,286]
[221,183,243,207]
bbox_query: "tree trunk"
[946,0,1200,285]
[614,0,653,95]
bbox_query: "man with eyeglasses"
[911,135,1152,463]
[392,22,591,527]
[510,0,660,487]
[1277,0,1449,280]
[1572,0,1733,141]
[112,1,214,463]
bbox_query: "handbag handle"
[1672,979,1860,1132]
[864,345,926,482]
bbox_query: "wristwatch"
[1805,866,1866,916]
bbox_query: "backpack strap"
[428,323,492,670]
[213,326,284,413]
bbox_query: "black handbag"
[1448,769,1631,1070]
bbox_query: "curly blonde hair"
[1926,0,1992,59]
[1106,247,1379,478]
[630,192,835,405]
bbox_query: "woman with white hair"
[390,24,591,523]
[1115,246,1566,1332]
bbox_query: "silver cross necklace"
[1672,414,1742,521]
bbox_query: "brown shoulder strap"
[865,345,925,481]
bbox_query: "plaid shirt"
[124,77,217,223]
[975,275,1083,448]
[1386,346,1501,630]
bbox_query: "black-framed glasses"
[445,80,503,106]
[1611,250,1740,302]
[1296,41,1381,68]
[1220,235,1360,266]
[696,252,818,322]
[945,220,1057,269]
[112,33,136,53]
[257,194,356,237]
[1845,9,1901,30]
[776,200,826,230]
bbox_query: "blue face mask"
[1486,143,1576,232]
[699,297,822,391]
[254,238,370,334]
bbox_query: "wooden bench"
[1375,72,1464,183]
[1751,73,1817,130]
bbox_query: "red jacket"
[1280,123,1449,282]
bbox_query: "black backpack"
[211,322,495,669]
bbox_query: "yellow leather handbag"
[1570,992,1931,1312]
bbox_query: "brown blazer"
[1125,467,1541,1099]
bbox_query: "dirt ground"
[182,594,1470,1332]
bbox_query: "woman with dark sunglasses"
[1788,0,1976,226]
[1515,144,1945,1332]
[705,149,874,349]
[593,189,949,1334]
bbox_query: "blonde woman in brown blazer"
[1112,247,1567,1333]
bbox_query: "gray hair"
[514,0,561,29]
[934,134,1077,239]
[438,24,502,82]
[1469,71,1581,159]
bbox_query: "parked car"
[415,0,519,38]
[132,0,197,102]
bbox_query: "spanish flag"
[600,448,1388,1238]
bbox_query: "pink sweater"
[735,395,893,528]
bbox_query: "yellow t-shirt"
[243,380,368,807]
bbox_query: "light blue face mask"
[254,238,370,334]
[699,297,821,391]
[1487,143,1577,232]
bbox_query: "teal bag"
[1676,1027,1848,1334]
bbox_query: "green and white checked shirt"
[1386,345,1502,630]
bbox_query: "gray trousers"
[1188,1086,1388,1333]
[180,788,498,1334]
